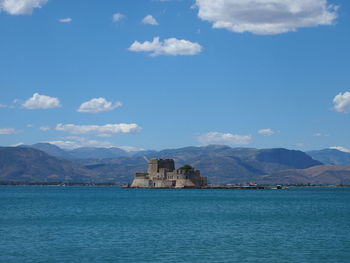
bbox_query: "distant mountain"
[0,147,98,182]
[259,165,350,185]
[307,149,350,166]
[69,147,130,159]
[80,145,323,184]
[80,156,147,183]
[4,144,344,185]
[20,143,72,159]
[151,146,322,183]
[21,143,134,159]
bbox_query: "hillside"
[259,165,350,185]
[20,143,72,159]
[0,147,98,183]
[69,147,130,159]
[307,149,350,166]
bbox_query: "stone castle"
[130,158,208,188]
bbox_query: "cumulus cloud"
[258,128,275,136]
[22,93,61,110]
[59,17,72,23]
[77,98,122,113]
[129,37,202,56]
[56,123,141,136]
[333,92,350,113]
[198,132,252,145]
[39,126,50,131]
[329,146,350,153]
[194,0,338,35]
[112,12,125,22]
[0,128,16,135]
[0,0,48,15]
[142,15,158,25]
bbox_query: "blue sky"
[0,0,350,151]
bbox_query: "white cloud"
[39,126,50,131]
[112,12,125,22]
[59,17,72,23]
[329,146,350,153]
[22,93,61,110]
[77,98,122,113]
[0,128,16,135]
[198,132,252,145]
[142,15,158,25]
[333,92,350,113]
[195,0,338,35]
[56,123,141,136]
[129,37,202,56]
[0,0,48,15]
[258,128,275,136]
[0,103,8,108]
[296,142,306,147]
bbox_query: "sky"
[0,0,350,152]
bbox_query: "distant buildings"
[130,158,207,188]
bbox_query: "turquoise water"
[0,187,349,263]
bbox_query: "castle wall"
[131,178,152,188]
[153,179,175,188]
[175,179,196,188]
[147,159,159,174]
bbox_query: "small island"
[130,158,208,188]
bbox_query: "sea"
[0,186,349,263]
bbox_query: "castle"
[130,158,208,188]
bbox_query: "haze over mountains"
[1,143,350,185]
[307,149,350,166]
[20,143,136,160]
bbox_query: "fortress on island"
[130,158,208,188]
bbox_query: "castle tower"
[147,159,175,175]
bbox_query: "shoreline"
[0,182,349,188]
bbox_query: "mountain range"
[0,147,97,183]
[0,143,348,185]
[20,143,135,159]
[21,143,350,166]
[307,149,350,166]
